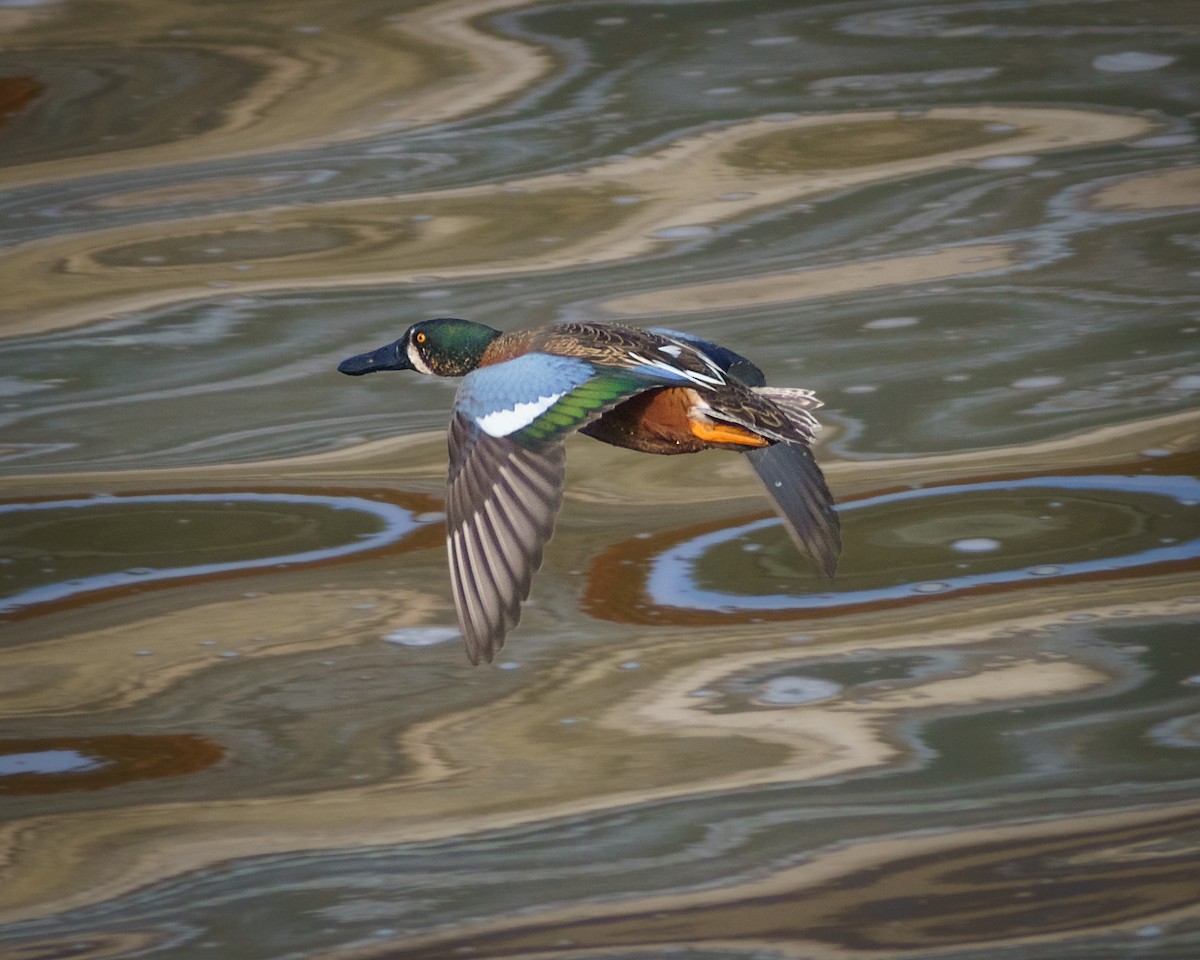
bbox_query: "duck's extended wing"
[448,353,672,663]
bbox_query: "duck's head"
[337,318,502,379]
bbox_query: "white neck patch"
[406,339,434,375]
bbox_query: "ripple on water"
[0,492,432,616]
[758,675,843,705]
[383,627,461,647]
[1092,52,1177,73]
[585,473,1200,623]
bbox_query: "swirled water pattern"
[644,474,1200,613]
[0,492,427,614]
[0,0,1198,957]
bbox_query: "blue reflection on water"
[0,492,421,613]
[648,474,1200,612]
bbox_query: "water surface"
[1,0,1198,957]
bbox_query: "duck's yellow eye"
[415,332,427,344]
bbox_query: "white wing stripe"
[627,351,724,389]
[476,392,565,437]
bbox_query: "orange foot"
[689,420,769,447]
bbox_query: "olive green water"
[1,1,1199,958]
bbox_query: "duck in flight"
[338,319,840,664]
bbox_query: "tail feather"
[745,441,840,577]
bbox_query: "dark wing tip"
[745,442,841,578]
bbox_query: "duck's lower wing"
[449,352,681,662]
[447,412,565,664]
[745,441,841,578]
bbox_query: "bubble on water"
[1092,52,1176,73]
[975,155,1037,170]
[1028,565,1062,577]
[620,661,642,670]
[913,581,950,593]
[653,225,714,239]
[943,373,971,382]
[759,675,842,705]
[951,538,1001,554]
[612,195,644,205]
[1141,448,1172,458]
[1170,375,1200,391]
[843,384,878,394]
[497,661,521,671]
[749,36,796,46]
[1131,134,1197,149]
[383,627,460,647]
[1010,375,1065,389]
[704,87,742,96]
[863,316,919,330]
[595,17,626,26]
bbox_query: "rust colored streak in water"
[0,734,224,795]
[0,77,42,128]
[346,806,1200,958]
[582,453,1200,626]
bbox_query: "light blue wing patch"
[457,354,596,439]
[457,352,681,448]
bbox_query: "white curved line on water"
[647,474,1200,612]
[0,492,424,612]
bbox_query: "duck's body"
[339,318,840,663]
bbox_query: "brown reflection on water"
[583,450,1200,627]
[0,735,223,796]
[1,1,1198,953]
[0,414,1195,924]
[337,804,1200,959]
[0,0,549,186]
[0,105,1152,338]
[0,77,40,130]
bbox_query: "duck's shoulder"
[475,322,663,370]
[537,322,667,365]
[478,328,540,367]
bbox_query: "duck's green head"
[337,318,501,379]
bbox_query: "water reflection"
[634,472,1200,617]
[0,735,223,795]
[1,0,1198,956]
[0,491,435,616]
